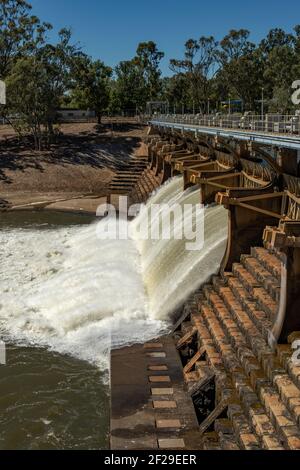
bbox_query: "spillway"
[131,177,228,319]
[0,178,227,370]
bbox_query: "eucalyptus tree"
[216,29,263,110]
[134,41,165,104]
[111,59,146,114]
[71,56,113,124]
[170,36,218,112]
[5,28,82,149]
[0,0,51,78]
[111,41,164,114]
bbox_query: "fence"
[152,113,300,136]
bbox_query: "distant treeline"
[1,0,300,149]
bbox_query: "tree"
[0,0,51,78]
[170,36,218,112]
[259,28,294,55]
[259,28,298,111]
[161,74,190,112]
[111,41,164,114]
[217,30,263,110]
[6,55,48,150]
[71,57,112,124]
[37,28,83,136]
[134,41,164,105]
[5,28,81,149]
[111,60,145,114]
[217,49,263,110]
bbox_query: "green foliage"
[112,41,164,114]
[2,0,300,150]
[0,0,52,78]
[170,36,218,112]
[5,28,81,149]
[70,57,112,123]
[111,60,145,114]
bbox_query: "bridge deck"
[150,120,300,150]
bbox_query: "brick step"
[252,287,278,320]
[248,407,285,450]
[226,276,273,340]
[232,263,262,291]
[216,285,270,359]
[118,166,145,171]
[114,171,142,176]
[184,360,211,384]
[230,262,278,321]
[251,247,281,280]
[198,305,270,448]
[142,177,157,194]
[136,172,160,199]
[111,179,139,185]
[258,385,300,448]
[191,308,228,375]
[214,419,240,450]
[227,404,262,450]
[217,285,300,431]
[190,310,279,448]
[240,255,280,302]
[219,433,240,450]
[109,182,135,188]
[202,432,222,450]
[201,290,300,448]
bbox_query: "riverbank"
[0,120,148,214]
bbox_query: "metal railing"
[152,113,300,137]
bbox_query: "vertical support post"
[277,148,298,176]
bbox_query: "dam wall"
[110,118,300,450]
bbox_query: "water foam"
[0,222,165,369]
[0,177,228,369]
[131,177,228,319]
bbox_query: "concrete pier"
[110,336,200,450]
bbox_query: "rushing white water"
[131,177,228,319]
[0,177,228,370]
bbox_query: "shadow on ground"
[0,123,145,185]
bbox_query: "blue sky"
[30,0,300,75]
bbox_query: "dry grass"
[0,121,148,206]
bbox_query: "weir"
[110,115,300,450]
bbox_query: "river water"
[0,212,110,449]
[0,178,228,450]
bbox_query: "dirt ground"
[0,120,148,213]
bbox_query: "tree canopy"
[1,0,300,148]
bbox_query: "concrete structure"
[110,115,300,450]
[56,108,96,122]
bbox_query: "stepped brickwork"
[177,246,300,450]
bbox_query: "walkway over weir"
[150,114,300,150]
